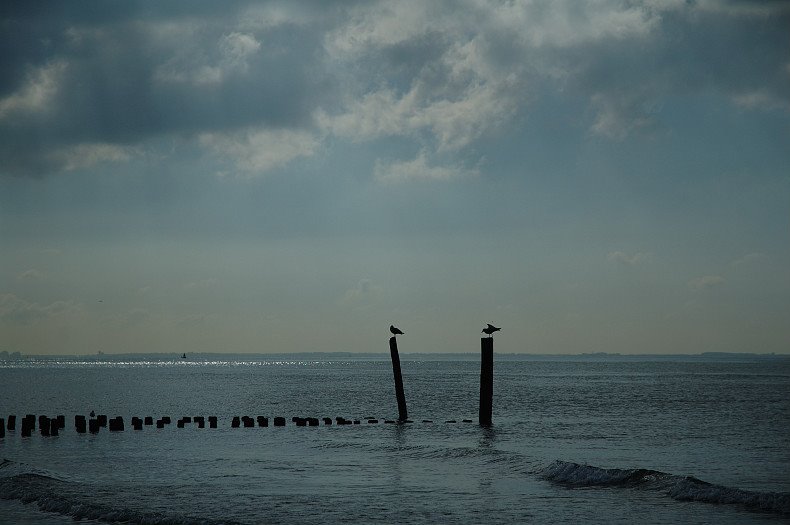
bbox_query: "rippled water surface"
[1,355,789,523]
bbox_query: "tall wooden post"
[389,336,408,422]
[479,337,494,426]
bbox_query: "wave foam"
[541,460,790,516]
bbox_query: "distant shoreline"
[3,351,788,362]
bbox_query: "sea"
[1,352,788,524]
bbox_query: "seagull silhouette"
[482,324,501,337]
[390,325,404,336]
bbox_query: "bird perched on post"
[482,324,501,337]
[390,325,404,336]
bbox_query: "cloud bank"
[1,0,787,179]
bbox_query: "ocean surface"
[1,353,789,524]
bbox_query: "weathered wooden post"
[21,419,32,437]
[389,336,408,422]
[7,415,15,431]
[0,418,4,438]
[479,336,494,426]
[75,415,87,433]
[109,416,124,431]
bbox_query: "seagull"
[390,325,404,336]
[482,324,501,337]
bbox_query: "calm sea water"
[1,354,789,524]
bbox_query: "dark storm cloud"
[0,0,337,177]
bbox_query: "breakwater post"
[0,418,4,438]
[7,415,15,431]
[479,337,494,426]
[389,336,408,422]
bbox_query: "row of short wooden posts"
[1,414,480,437]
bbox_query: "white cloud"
[690,0,790,17]
[17,269,45,281]
[731,252,768,267]
[320,0,672,152]
[732,90,790,113]
[688,275,725,291]
[0,61,67,119]
[607,251,652,265]
[50,143,137,171]
[374,151,478,184]
[155,31,261,86]
[0,293,80,325]
[340,278,383,304]
[199,127,318,176]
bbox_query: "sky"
[1,0,788,355]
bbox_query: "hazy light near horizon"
[1,1,788,355]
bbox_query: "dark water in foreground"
[1,355,789,524]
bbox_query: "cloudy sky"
[1,0,788,355]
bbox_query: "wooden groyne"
[2,414,481,436]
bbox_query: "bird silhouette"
[390,325,404,336]
[482,324,501,337]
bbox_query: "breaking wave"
[0,459,236,525]
[541,460,790,516]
